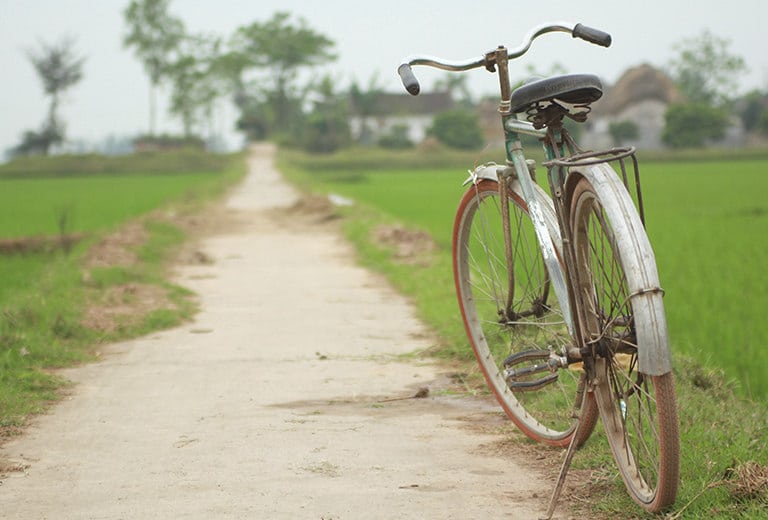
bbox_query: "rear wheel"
[453,178,597,447]
[570,175,679,511]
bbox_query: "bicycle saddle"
[509,74,603,114]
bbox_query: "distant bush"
[609,120,640,146]
[662,103,729,148]
[428,109,484,150]
[0,150,242,178]
[759,111,768,135]
[378,125,414,150]
[133,134,206,152]
[302,112,351,154]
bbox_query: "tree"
[608,120,639,146]
[349,75,382,145]
[428,109,484,150]
[207,47,266,141]
[302,76,350,153]
[235,103,271,142]
[662,103,729,148]
[378,125,413,149]
[123,0,185,136]
[209,48,251,109]
[759,111,768,135]
[11,125,64,157]
[434,73,472,106]
[13,37,84,156]
[231,12,336,136]
[165,35,221,138]
[28,37,85,131]
[662,31,746,148]
[739,90,767,133]
[667,30,747,107]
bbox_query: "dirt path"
[0,144,566,519]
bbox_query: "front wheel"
[453,178,597,447]
[569,174,679,511]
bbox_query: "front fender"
[463,162,562,247]
[462,163,505,186]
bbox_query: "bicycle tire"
[453,178,598,447]
[569,172,679,511]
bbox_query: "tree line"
[123,2,352,152]
[8,2,768,157]
[10,1,366,157]
[659,30,764,148]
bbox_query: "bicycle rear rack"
[544,146,646,226]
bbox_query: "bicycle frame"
[462,45,672,376]
[488,46,581,345]
[463,121,574,332]
[400,24,678,516]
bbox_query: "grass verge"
[0,151,246,439]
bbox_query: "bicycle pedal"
[504,349,566,392]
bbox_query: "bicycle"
[398,22,680,517]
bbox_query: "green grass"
[0,173,224,239]
[0,151,246,432]
[281,150,768,401]
[641,160,768,400]
[278,146,768,519]
[0,148,234,177]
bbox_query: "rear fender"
[566,164,672,376]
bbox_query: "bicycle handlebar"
[397,22,611,96]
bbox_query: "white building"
[349,92,453,145]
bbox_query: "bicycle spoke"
[571,175,678,511]
[453,180,592,446]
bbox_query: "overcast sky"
[2,0,766,155]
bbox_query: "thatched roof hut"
[594,64,682,116]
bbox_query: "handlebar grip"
[397,63,421,95]
[572,23,612,48]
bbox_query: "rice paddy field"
[280,149,768,401]
[0,173,218,238]
[0,172,230,303]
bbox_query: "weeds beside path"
[0,151,243,439]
